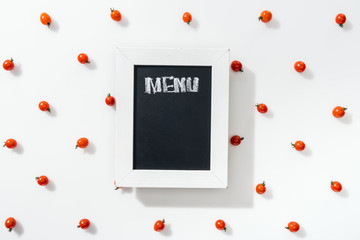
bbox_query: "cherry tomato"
[3,58,14,71]
[3,139,17,149]
[259,10,272,22]
[5,217,16,232]
[183,12,192,24]
[77,219,90,229]
[256,181,266,194]
[294,61,306,73]
[154,219,165,232]
[105,94,115,106]
[40,12,51,27]
[110,8,121,21]
[215,219,226,231]
[231,60,243,72]
[230,135,244,146]
[36,175,49,186]
[332,106,346,118]
[286,221,300,232]
[331,181,342,192]
[256,103,268,113]
[335,13,346,28]
[39,101,50,112]
[76,138,89,149]
[78,53,90,64]
[291,141,305,151]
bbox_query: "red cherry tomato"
[256,181,266,194]
[294,61,306,73]
[36,175,49,186]
[3,139,17,149]
[332,106,346,118]
[39,101,50,112]
[231,60,243,72]
[331,181,342,192]
[286,221,300,232]
[78,53,90,64]
[5,217,16,232]
[215,219,226,231]
[3,58,14,71]
[335,13,346,28]
[256,103,268,113]
[154,219,165,232]
[78,219,90,229]
[230,135,244,146]
[259,10,272,22]
[105,94,115,106]
[110,8,121,21]
[183,12,192,24]
[76,138,89,149]
[291,141,305,151]
[40,12,51,26]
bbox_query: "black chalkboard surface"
[133,65,212,170]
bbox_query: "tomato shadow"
[49,18,60,32]
[337,113,352,124]
[338,187,349,198]
[45,180,56,192]
[118,15,129,27]
[262,187,273,200]
[11,63,22,77]
[136,68,256,208]
[116,187,133,194]
[189,18,199,30]
[85,60,97,70]
[342,20,353,31]
[263,109,274,119]
[294,227,306,238]
[13,220,24,236]
[300,68,314,80]
[265,18,280,29]
[224,224,233,235]
[13,143,24,155]
[84,142,96,155]
[48,105,57,117]
[160,223,172,237]
[86,222,97,235]
[299,146,312,157]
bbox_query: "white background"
[0,0,359,239]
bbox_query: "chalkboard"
[133,65,212,170]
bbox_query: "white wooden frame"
[115,48,229,188]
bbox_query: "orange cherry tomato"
[39,101,50,112]
[286,221,300,232]
[183,12,192,24]
[77,219,90,229]
[40,12,51,27]
[294,61,306,73]
[231,60,243,72]
[331,181,342,192]
[256,181,266,194]
[105,94,115,106]
[36,175,49,186]
[259,10,272,22]
[78,53,90,64]
[3,139,17,149]
[5,217,16,232]
[3,58,14,71]
[230,135,244,146]
[335,13,346,28]
[76,138,89,149]
[110,8,121,21]
[215,219,226,231]
[154,219,165,232]
[332,106,346,118]
[256,103,268,113]
[291,141,305,151]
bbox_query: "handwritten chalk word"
[144,76,199,94]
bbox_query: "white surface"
[115,48,229,188]
[0,0,359,239]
